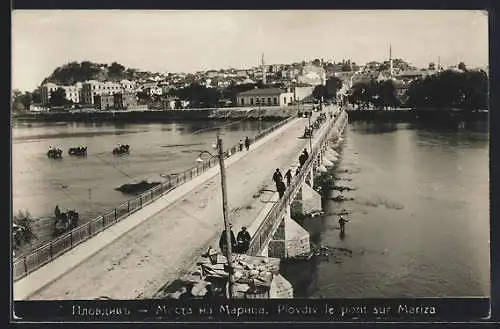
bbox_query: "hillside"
[41,61,140,86]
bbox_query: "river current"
[282,121,490,298]
[12,120,278,221]
[11,119,490,297]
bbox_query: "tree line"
[347,69,488,111]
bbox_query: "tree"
[428,62,436,71]
[13,209,37,248]
[11,90,33,112]
[341,62,352,72]
[324,77,343,99]
[312,58,321,66]
[172,83,222,108]
[11,90,24,112]
[405,69,487,110]
[137,90,152,104]
[458,62,467,71]
[108,62,126,79]
[312,85,325,100]
[49,87,69,107]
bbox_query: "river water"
[12,119,490,298]
[282,121,490,298]
[12,119,278,222]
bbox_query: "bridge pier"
[267,206,311,259]
[290,182,322,219]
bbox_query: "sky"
[12,10,489,92]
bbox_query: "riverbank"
[13,106,312,123]
[347,108,488,123]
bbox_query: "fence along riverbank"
[12,116,297,281]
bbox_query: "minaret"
[261,53,266,86]
[437,56,441,71]
[389,44,394,78]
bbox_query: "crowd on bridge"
[216,109,337,257]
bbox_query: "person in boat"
[236,226,251,254]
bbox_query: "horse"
[113,144,130,155]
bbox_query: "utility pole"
[308,112,312,152]
[216,134,234,298]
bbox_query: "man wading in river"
[338,210,349,234]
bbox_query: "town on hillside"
[12,53,488,114]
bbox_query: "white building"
[82,80,122,105]
[120,79,136,92]
[61,82,82,104]
[297,64,326,86]
[293,86,315,101]
[236,88,294,107]
[41,82,83,105]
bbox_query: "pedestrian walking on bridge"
[272,168,283,186]
[285,169,292,187]
[239,139,244,151]
[244,136,250,151]
[277,180,286,199]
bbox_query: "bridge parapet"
[247,108,348,257]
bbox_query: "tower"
[261,53,266,86]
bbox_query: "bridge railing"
[247,110,346,256]
[12,115,298,282]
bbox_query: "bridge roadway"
[15,111,329,300]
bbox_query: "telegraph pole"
[216,134,234,298]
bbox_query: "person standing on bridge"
[239,139,244,152]
[236,226,251,254]
[244,137,250,151]
[272,168,283,189]
[285,169,292,187]
[277,180,286,199]
[303,148,309,159]
[219,224,236,255]
[54,204,61,219]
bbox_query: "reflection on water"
[282,122,489,298]
[12,120,276,221]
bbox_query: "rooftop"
[237,88,287,96]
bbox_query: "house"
[236,88,294,107]
[94,94,115,110]
[297,64,326,86]
[114,92,138,110]
[293,86,315,101]
[81,80,121,105]
[41,82,83,105]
